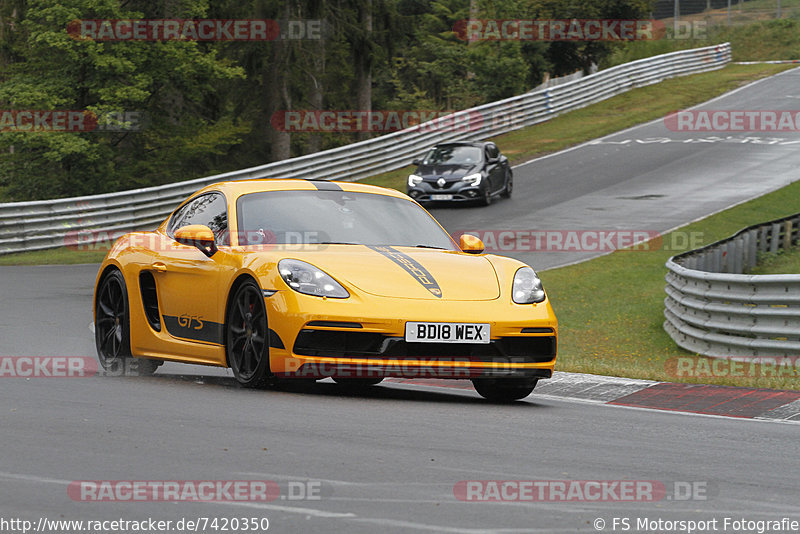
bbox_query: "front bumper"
[407,180,482,202]
[265,291,557,380]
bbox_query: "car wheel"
[501,169,513,198]
[332,377,384,388]
[226,279,270,387]
[95,270,133,372]
[480,185,493,206]
[472,378,537,402]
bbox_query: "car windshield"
[236,189,457,249]
[422,145,482,165]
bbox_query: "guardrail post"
[665,211,800,358]
[770,223,781,253]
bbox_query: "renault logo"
[437,178,446,187]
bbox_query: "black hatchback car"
[406,141,513,206]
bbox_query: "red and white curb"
[386,372,800,423]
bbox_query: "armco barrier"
[664,212,800,357]
[0,43,731,255]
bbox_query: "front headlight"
[462,173,482,186]
[408,174,423,187]
[512,267,545,304]
[278,259,349,298]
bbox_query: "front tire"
[226,280,270,387]
[501,169,513,198]
[480,185,493,206]
[472,378,537,402]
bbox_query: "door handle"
[152,262,167,272]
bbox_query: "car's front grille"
[293,329,385,357]
[293,329,556,364]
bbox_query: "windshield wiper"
[413,244,447,250]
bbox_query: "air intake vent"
[139,271,161,332]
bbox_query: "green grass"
[542,180,800,390]
[607,17,800,64]
[750,246,800,274]
[361,63,793,192]
[0,244,110,266]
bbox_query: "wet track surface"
[2,69,800,532]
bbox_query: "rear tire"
[226,280,270,387]
[95,270,132,373]
[472,378,537,402]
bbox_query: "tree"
[0,0,245,200]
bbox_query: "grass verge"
[751,246,800,274]
[607,18,800,64]
[0,245,109,266]
[542,180,800,390]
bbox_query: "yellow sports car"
[93,179,557,401]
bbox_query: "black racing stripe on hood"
[309,180,342,191]
[366,245,442,298]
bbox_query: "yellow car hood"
[283,245,500,301]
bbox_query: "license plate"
[405,322,491,344]
[430,194,453,201]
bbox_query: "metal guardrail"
[0,43,731,255]
[664,213,800,357]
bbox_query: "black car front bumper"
[407,180,482,202]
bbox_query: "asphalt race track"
[1,69,800,533]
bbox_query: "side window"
[168,193,230,246]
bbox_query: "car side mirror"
[174,225,218,257]
[412,158,421,165]
[487,156,499,164]
[459,234,485,254]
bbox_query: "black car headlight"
[462,173,482,186]
[279,259,349,298]
[512,267,546,304]
[408,174,423,187]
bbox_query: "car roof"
[188,178,409,201]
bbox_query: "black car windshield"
[423,145,482,165]
[237,189,457,249]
